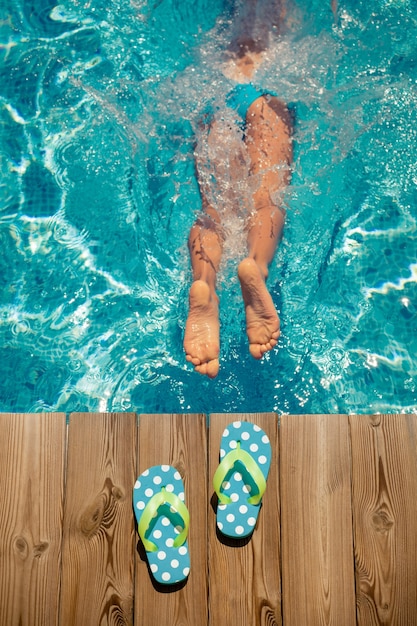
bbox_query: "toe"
[249,343,263,359]
[195,359,219,378]
[206,358,219,378]
[186,354,201,366]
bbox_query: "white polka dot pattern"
[215,421,271,539]
[133,465,190,585]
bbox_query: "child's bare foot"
[238,257,280,359]
[184,280,220,378]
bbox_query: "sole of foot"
[238,258,280,359]
[184,280,220,378]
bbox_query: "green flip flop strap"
[138,487,190,552]
[213,443,267,506]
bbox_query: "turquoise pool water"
[1,0,416,414]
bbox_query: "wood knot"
[371,509,394,534]
[260,602,279,625]
[33,542,49,558]
[104,476,124,503]
[79,479,124,537]
[14,536,29,560]
[80,495,105,537]
[111,486,123,501]
[370,414,381,427]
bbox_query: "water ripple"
[2,0,417,415]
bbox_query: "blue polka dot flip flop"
[213,421,272,539]
[133,465,190,585]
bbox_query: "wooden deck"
[0,412,416,625]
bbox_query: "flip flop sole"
[133,465,190,584]
[215,421,271,538]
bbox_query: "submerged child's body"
[184,8,293,378]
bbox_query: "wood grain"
[134,414,208,626]
[350,413,417,625]
[60,412,136,626]
[0,413,66,626]
[208,413,281,626]
[280,414,356,625]
[2,411,416,626]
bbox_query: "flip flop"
[133,465,190,585]
[213,420,271,538]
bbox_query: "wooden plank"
[134,414,208,626]
[350,413,417,625]
[208,413,281,626]
[280,414,356,625]
[60,412,136,626]
[0,413,66,626]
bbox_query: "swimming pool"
[1,0,416,414]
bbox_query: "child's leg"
[183,182,223,378]
[238,95,292,358]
